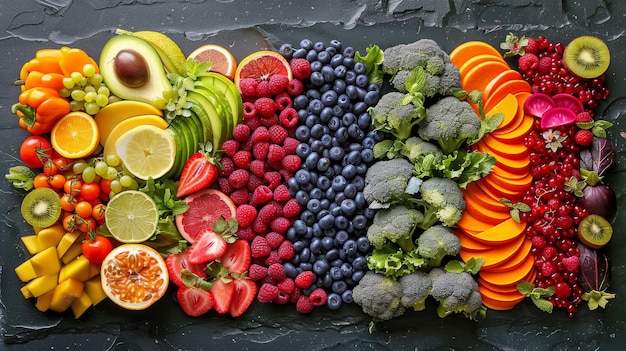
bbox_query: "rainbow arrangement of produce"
[5,28,620,330]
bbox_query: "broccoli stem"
[437,137,466,155]
[396,233,417,252]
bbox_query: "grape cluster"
[279,39,382,309]
[59,64,116,115]
[72,154,138,198]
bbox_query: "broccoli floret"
[417,225,462,267]
[416,177,465,228]
[369,92,423,141]
[418,96,481,154]
[367,243,426,278]
[399,271,432,311]
[353,271,406,322]
[401,136,442,163]
[363,158,414,208]
[366,205,423,251]
[429,268,484,319]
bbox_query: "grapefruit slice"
[234,50,292,91]
[188,44,237,80]
[175,188,236,244]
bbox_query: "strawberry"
[176,143,219,198]
[229,278,258,317]
[165,250,207,288]
[290,58,312,80]
[221,239,252,275]
[236,203,257,227]
[294,271,314,289]
[574,129,593,146]
[210,278,235,314]
[177,286,214,317]
[187,229,228,264]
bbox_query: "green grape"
[90,74,103,86]
[84,85,96,94]
[127,178,139,190]
[151,97,167,110]
[105,154,121,167]
[59,88,72,98]
[82,64,96,77]
[108,95,122,104]
[71,89,86,101]
[108,190,117,199]
[84,102,100,115]
[79,77,88,87]
[110,179,123,193]
[103,166,118,180]
[94,160,108,176]
[62,77,75,89]
[82,166,97,183]
[95,94,109,107]
[72,160,88,174]
[69,100,84,112]
[71,71,83,83]
[119,175,134,188]
[84,91,97,103]
[97,86,110,97]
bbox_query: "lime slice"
[115,124,176,180]
[105,190,159,243]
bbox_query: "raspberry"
[290,58,312,80]
[260,114,279,127]
[267,263,287,281]
[277,277,295,295]
[250,126,270,143]
[282,137,300,155]
[574,129,593,146]
[217,177,234,195]
[575,111,594,124]
[265,231,285,249]
[541,261,557,277]
[251,236,272,258]
[254,97,277,118]
[232,124,251,143]
[218,156,235,177]
[294,271,314,289]
[267,144,285,163]
[249,159,266,178]
[228,169,250,189]
[233,150,252,169]
[248,263,268,281]
[279,107,299,128]
[274,92,293,111]
[270,216,291,235]
[538,56,552,73]
[290,287,302,304]
[295,295,313,314]
[308,288,327,307]
[264,171,282,190]
[273,184,291,201]
[269,124,288,144]
[268,74,289,95]
[282,198,302,218]
[244,114,262,130]
[277,240,295,260]
[274,291,291,304]
[257,283,280,303]
[524,37,540,54]
[246,174,265,192]
[258,202,282,224]
[517,53,539,73]
[278,168,292,183]
[230,188,250,205]
[264,250,283,266]
[561,255,580,273]
[281,154,301,172]
[251,185,273,205]
[255,81,273,98]
[287,78,304,96]
[242,101,257,119]
[238,78,258,97]
[236,225,255,241]
[236,203,257,227]
[252,141,270,160]
[252,216,269,234]
[220,139,239,157]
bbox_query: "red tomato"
[20,136,53,168]
[82,235,113,264]
[80,182,101,201]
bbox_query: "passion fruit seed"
[114,49,149,88]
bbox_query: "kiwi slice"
[20,188,62,228]
[577,214,613,249]
[563,36,610,79]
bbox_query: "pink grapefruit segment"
[175,189,237,244]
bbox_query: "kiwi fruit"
[20,188,62,228]
[563,36,610,79]
[577,214,613,249]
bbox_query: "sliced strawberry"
[221,239,252,275]
[210,278,235,314]
[177,144,219,198]
[176,286,215,317]
[166,250,208,287]
[229,278,258,317]
[187,229,228,264]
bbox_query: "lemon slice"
[115,124,176,180]
[105,190,159,243]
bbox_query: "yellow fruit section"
[102,114,168,157]
[94,101,163,145]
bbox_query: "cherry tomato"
[63,213,79,232]
[78,216,96,233]
[43,159,59,176]
[64,178,83,195]
[33,173,51,189]
[48,173,66,190]
[92,203,106,224]
[74,201,93,219]
[82,235,113,264]
[20,136,53,168]
[99,178,112,196]
[80,182,101,201]
[60,193,77,212]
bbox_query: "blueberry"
[300,38,313,50]
[306,88,321,99]
[327,293,343,310]
[307,99,323,115]
[304,152,319,170]
[312,223,324,237]
[306,198,321,214]
[293,48,307,58]
[287,178,300,195]
[352,255,368,270]
[295,144,310,160]
[340,112,355,127]
[322,236,334,250]
[361,136,375,149]
[352,175,365,191]
[333,164,344,177]
[343,240,357,256]
[330,53,344,68]
[293,240,306,253]
[330,266,343,280]
[341,164,357,179]
[313,41,326,52]
[355,162,368,176]
[293,95,309,110]
[364,90,380,106]
[343,46,355,58]
[357,112,373,131]
[345,71,356,85]
[331,258,344,267]
[295,125,311,142]
[319,83,332,93]
[284,262,298,278]
[336,94,350,110]
[310,237,323,254]
[332,175,347,192]
[323,272,333,288]
[299,262,313,272]
[300,247,311,262]
[346,150,361,165]
[346,84,358,100]
[354,61,366,74]
[335,127,349,144]
[341,290,353,304]
[293,219,308,235]
[325,248,339,261]
[352,270,365,283]
[343,184,357,199]
[321,66,336,84]
[361,148,374,163]
[319,107,333,123]
[295,169,311,185]
[305,227,314,240]
[295,190,310,206]
[319,213,335,230]
[309,187,323,200]
[340,198,356,217]
[355,74,369,88]
[352,214,368,230]
[300,182,314,192]
[321,89,337,106]
[309,71,325,86]
[309,60,323,72]
[327,146,344,162]
[306,49,318,62]
[334,230,349,245]
[320,198,331,210]
[348,124,365,140]
[317,50,331,64]
[314,175,330,191]
[356,236,371,253]
[279,43,294,59]
[335,215,349,230]
[363,207,376,220]
[324,227,336,238]
[325,187,336,201]
[321,134,333,148]
[286,227,297,241]
[327,116,341,131]
[353,101,367,115]
[330,39,342,51]
[330,205,342,217]
[332,280,348,294]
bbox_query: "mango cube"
[37,223,66,249]
[56,231,83,258]
[59,255,90,282]
[36,289,54,312]
[49,278,84,313]
[23,274,58,298]
[84,276,107,306]
[15,260,37,282]
[30,247,61,277]
[61,238,84,264]
[20,285,33,299]
[71,291,93,318]
[21,235,42,255]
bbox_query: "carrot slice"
[491,113,534,143]
[490,163,529,181]
[455,229,492,251]
[479,283,525,306]
[450,41,503,68]
[464,182,510,212]
[465,217,526,245]
[456,210,495,234]
[481,173,525,200]
[485,171,533,192]
[460,233,525,270]
[482,70,523,104]
[480,135,530,160]
[485,238,532,273]
[475,140,531,174]
[478,277,519,294]
[479,252,534,286]
[461,61,510,93]
[458,54,507,78]
[464,192,511,225]
[484,79,532,112]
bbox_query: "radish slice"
[524,93,554,118]
[540,107,577,129]
[552,93,584,115]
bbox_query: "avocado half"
[100,35,172,105]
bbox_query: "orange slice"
[479,252,534,287]
[449,41,503,68]
[100,244,169,310]
[50,111,100,159]
[234,50,292,91]
[458,54,506,78]
[484,79,532,112]
[485,238,532,273]
[482,70,523,104]
[484,93,519,129]
[465,217,526,245]
[461,60,510,94]
[188,44,238,80]
[461,233,525,270]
